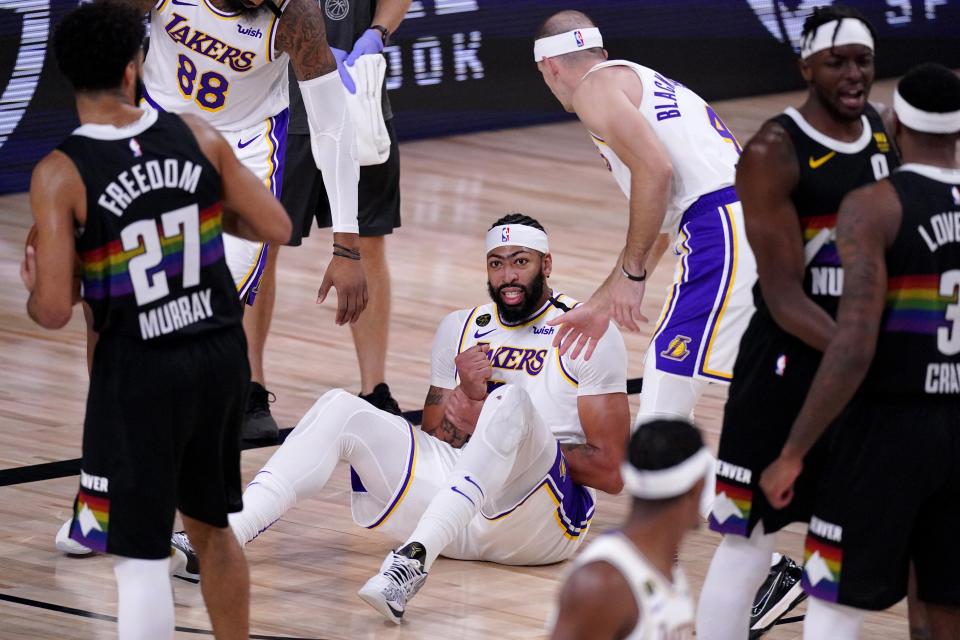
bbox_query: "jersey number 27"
[123,205,202,306]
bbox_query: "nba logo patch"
[952,187,960,206]
[574,30,584,48]
[775,354,787,377]
[129,138,142,157]
[501,226,510,242]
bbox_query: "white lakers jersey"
[584,60,741,236]
[568,532,694,640]
[431,294,627,444]
[143,0,289,131]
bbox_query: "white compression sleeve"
[803,598,865,639]
[113,557,174,640]
[299,70,360,233]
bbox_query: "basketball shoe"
[358,542,428,624]
[749,555,806,638]
[359,383,402,416]
[170,531,200,583]
[243,382,279,441]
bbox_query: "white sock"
[229,469,297,545]
[405,472,486,570]
[113,557,174,640]
[696,525,777,640]
[803,598,865,640]
[405,385,538,571]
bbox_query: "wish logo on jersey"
[163,13,257,72]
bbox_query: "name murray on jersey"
[94,158,217,341]
[163,13,257,73]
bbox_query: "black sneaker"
[749,555,807,638]
[359,383,402,416]
[243,382,279,441]
[170,531,200,584]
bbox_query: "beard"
[487,270,547,324]
[221,0,270,15]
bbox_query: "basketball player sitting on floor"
[172,213,631,624]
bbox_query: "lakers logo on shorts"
[661,335,692,362]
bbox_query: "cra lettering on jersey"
[163,13,257,72]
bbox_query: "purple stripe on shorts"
[653,186,739,379]
[242,244,269,306]
[268,108,289,198]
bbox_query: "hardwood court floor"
[0,77,919,638]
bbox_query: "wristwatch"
[370,24,390,45]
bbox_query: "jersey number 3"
[122,205,201,306]
[177,54,229,111]
[939,270,960,356]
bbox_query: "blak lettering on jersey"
[164,13,256,72]
[652,72,681,121]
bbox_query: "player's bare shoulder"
[738,120,799,185]
[274,0,335,79]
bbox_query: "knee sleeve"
[476,385,537,458]
[634,348,708,429]
[803,598,865,640]
[113,557,174,640]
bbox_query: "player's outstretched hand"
[454,344,492,401]
[759,455,803,510]
[444,386,484,435]
[546,300,611,361]
[346,29,384,66]
[329,46,356,95]
[20,245,36,293]
[608,270,648,332]
[317,254,368,325]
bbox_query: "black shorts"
[68,326,249,559]
[802,397,960,610]
[281,118,401,244]
[709,316,832,537]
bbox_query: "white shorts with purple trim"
[218,109,289,305]
[651,186,757,382]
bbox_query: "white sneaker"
[357,542,428,624]
[54,518,94,556]
[169,531,200,583]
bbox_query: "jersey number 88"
[177,54,229,112]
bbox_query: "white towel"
[345,55,391,166]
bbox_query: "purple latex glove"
[329,46,356,94]
[346,28,384,66]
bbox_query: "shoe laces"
[248,387,276,416]
[385,554,424,592]
[171,531,195,554]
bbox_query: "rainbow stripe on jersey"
[883,274,955,335]
[81,204,225,300]
[802,213,839,267]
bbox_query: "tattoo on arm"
[275,0,336,80]
[424,386,445,406]
[434,417,471,448]
[561,443,599,458]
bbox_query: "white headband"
[534,27,603,62]
[620,448,713,500]
[894,89,960,134]
[800,18,874,60]
[486,224,549,254]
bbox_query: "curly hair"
[488,213,546,233]
[54,3,145,92]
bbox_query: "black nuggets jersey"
[58,109,241,341]
[865,165,960,397]
[758,104,900,320]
